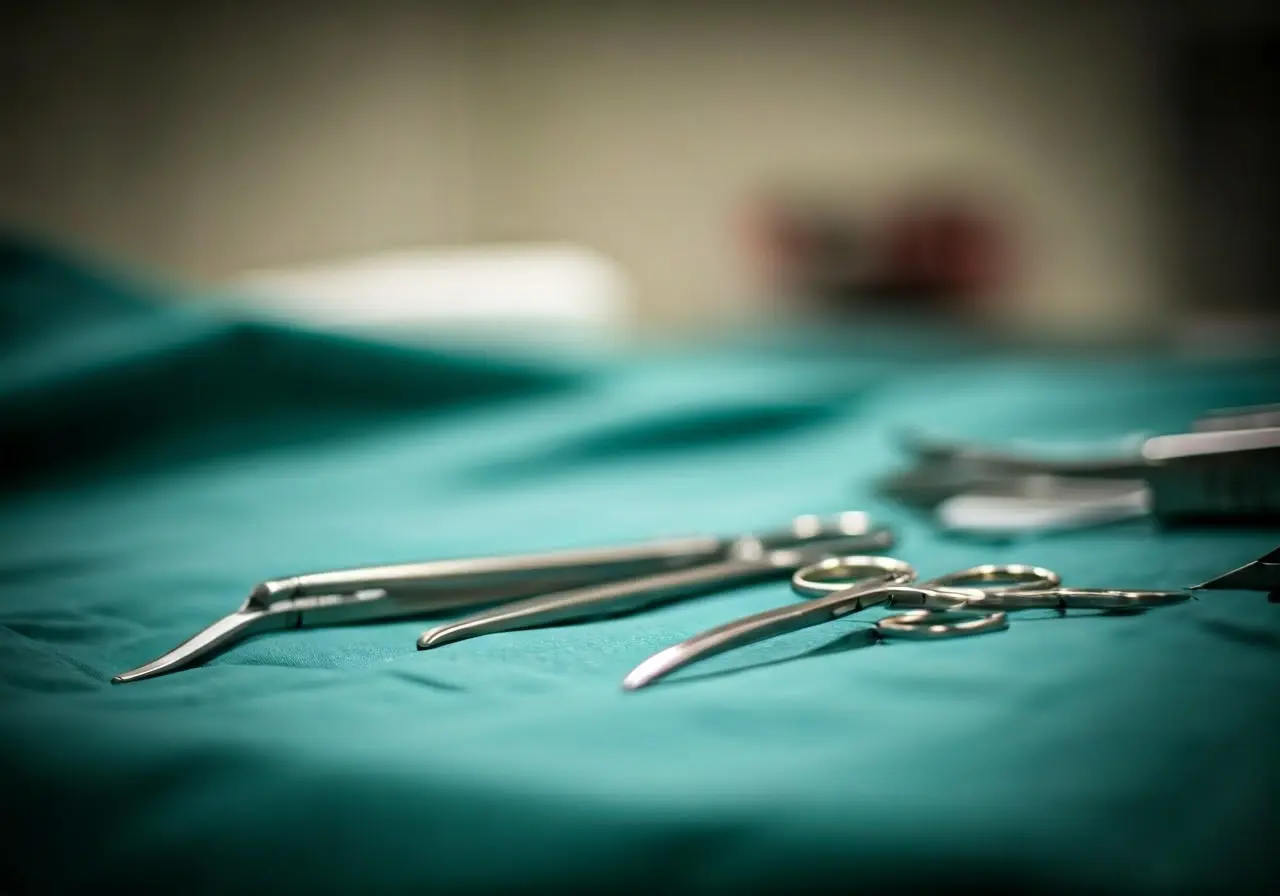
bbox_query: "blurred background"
[2,0,1277,350]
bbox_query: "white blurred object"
[938,479,1152,537]
[223,244,633,348]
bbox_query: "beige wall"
[469,1,1173,335]
[0,1,1173,336]
[1,2,475,277]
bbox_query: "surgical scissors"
[622,555,1191,690]
[113,512,891,684]
[416,522,896,651]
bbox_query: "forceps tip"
[416,625,457,650]
[110,654,189,685]
[620,648,684,691]
[111,610,265,684]
[620,670,654,691]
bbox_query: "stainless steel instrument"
[878,410,1280,535]
[621,554,1191,690]
[113,512,892,684]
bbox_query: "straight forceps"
[622,556,1191,690]
[113,512,890,684]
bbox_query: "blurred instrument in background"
[875,404,1280,537]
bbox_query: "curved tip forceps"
[113,512,893,684]
[415,516,896,651]
[621,555,1192,690]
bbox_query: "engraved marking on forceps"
[267,589,387,613]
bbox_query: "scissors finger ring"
[875,607,1010,639]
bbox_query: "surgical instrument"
[622,555,1191,690]
[112,512,888,684]
[1193,546,1280,593]
[882,423,1280,535]
[1194,403,1280,433]
[1142,426,1280,524]
[893,403,1280,491]
[416,523,896,651]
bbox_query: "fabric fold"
[1,238,586,486]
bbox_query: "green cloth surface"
[2,236,1280,893]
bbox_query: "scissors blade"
[111,609,277,684]
[1192,547,1280,591]
[621,572,904,691]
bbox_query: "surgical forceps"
[416,521,896,651]
[113,512,891,684]
[622,555,1191,690]
[881,418,1280,533]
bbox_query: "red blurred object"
[872,196,1012,306]
[737,188,1015,317]
[739,199,822,290]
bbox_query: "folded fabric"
[2,235,1279,894]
